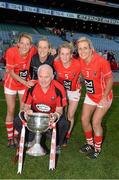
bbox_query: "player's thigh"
[81,103,96,123]
[5,94,16,112]
[92,106,110,125]
[18,90,25,109]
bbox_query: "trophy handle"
[19,111,27,122]
[43,126,50,133]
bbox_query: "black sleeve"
[55,87,63,106]
[23,84,37,104]
[29,57,33,79]
[29,55,39,80]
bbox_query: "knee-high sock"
[94,135,103,152]
[6,122,13,140]
[84,130,94,146]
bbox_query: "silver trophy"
[19,112,50,156]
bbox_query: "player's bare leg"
[86,104,111,158]
[66,100,79,139]
[13,93,24,145]
[5,94,16,148]
[80,103,96,153]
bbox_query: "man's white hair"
[37,64,54,78]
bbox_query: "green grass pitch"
[0,85,119,179]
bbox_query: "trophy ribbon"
[17,120,27,174]
[49,122,56,170]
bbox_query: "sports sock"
[66,131,71,139]
[84,130,94,146]
[6,122,13,140]
[94,135,103,152]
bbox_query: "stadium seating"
[0,23,36,34]
[66,31,119,62]
[66,31,119,52]
[0,23,65,49]
[0,23,119,61]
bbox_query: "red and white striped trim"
[49,122,56,170]
[17,120,27,174]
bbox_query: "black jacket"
[29,53,55,80]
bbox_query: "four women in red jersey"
[3,33,113,158]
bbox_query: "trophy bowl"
[19,111,50,156]
[26,112,50,133]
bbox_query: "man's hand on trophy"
[49,113,56,129]
[22,110,33,121]
[49,112,61,124]
[23,104,31,112]
[49,113,56,123]
[26,109,33,115]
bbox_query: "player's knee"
[92,119,101,130]
[7,107,15,116]
[81,115,87,123]
[81,115,89,127]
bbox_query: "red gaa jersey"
[22,80,67,113]
[54,58,81,91]
[79,51,113,103]
[4,46,37,90]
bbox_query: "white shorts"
[84,94,112,108]
[67,89,81,102]
[4,87,25,95]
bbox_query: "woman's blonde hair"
[58,42,74,54]
[77,36,94,50]
[37,37,51,49]
[17,33,32,44]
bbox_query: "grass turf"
[0,85,119,179]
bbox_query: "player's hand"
[26,109,33,115]
[25,80,35,88]
[51,48,57,56]
[98,97,109,108]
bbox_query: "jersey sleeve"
[101,59,113,79]
[53,80,67,107]
[5,48,15,70]
[56,95,66,107]
[53,59,59,69]
[60,87,67,107]
[22,87,33,104]
[31,45,37,55]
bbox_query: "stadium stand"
[66,31,119,52]
[0,0,119,82]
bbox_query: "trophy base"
[26,143,46,156]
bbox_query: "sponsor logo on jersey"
[63,80,72,91]
[19,70,28,80]
[84,79,95,94]
[36,104,51,112]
